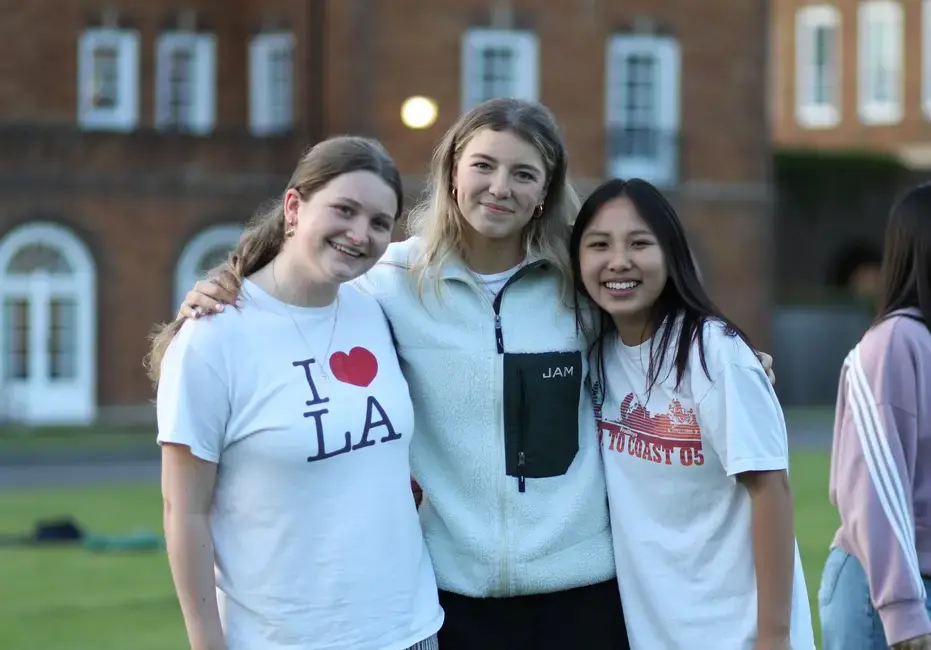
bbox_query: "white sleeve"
[156,325,231,463]
[696,360,789,477]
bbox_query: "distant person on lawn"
[820,182,931,650]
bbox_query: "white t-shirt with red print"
[156,279,443,650]
[595,319,815,650]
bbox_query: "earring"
[452,188,458,201]
[285,222,296,238]
[534,203,544,218]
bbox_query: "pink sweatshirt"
[830,308,931,646]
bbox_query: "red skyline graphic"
[618,392,701,442]
[597,392,705,466]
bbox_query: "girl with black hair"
[571,178,816,650]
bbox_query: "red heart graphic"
[329,347,379,387]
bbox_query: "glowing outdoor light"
[401,96,438,129]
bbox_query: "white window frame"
[795,5,841,128]
[858,0,904,125]
[77,28,139,132]
[461,29,539,112]
[174,225,242,312]
[249,32,295,136]
[923,0,931,119]
[604,34,680,188]
[0,222,97,425]
[155,32,216,135]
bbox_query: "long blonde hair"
[144,135,403,384]
[405,98,580,303]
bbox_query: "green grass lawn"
[0,483,187,650]
[0,450,838,650]
[791,450,838,648]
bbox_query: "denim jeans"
[819,547,931,650]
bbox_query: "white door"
[0,225,96,425]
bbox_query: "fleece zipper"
[460,259,547,597]
[491,261,545,496]
[495,350,508,595]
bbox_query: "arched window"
[0,223,97,424]
[174,224,242,311]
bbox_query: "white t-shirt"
[471,264,522,299]
[156,279,443,650]
[595,319,815,650]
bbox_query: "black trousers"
[437,579,630,650]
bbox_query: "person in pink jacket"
[820,181,931,650]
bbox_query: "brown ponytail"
[144,135,402,384]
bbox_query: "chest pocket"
[503,351,582,482]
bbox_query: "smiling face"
[578,196,668,342]
[453,128,548,245]
[283,170,398,285]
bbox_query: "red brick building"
[769,0,931,295]
[0,0,773,425]
[771,0,931,162]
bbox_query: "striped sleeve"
[830,343,931,646]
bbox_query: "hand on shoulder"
[178,273,241,320]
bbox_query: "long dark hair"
[874,181,931,329]
[570,178,753,404]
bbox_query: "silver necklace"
[613,330,652,408]
[466,268,498,300]
[271,262,340,381]
[465,258,525,301]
